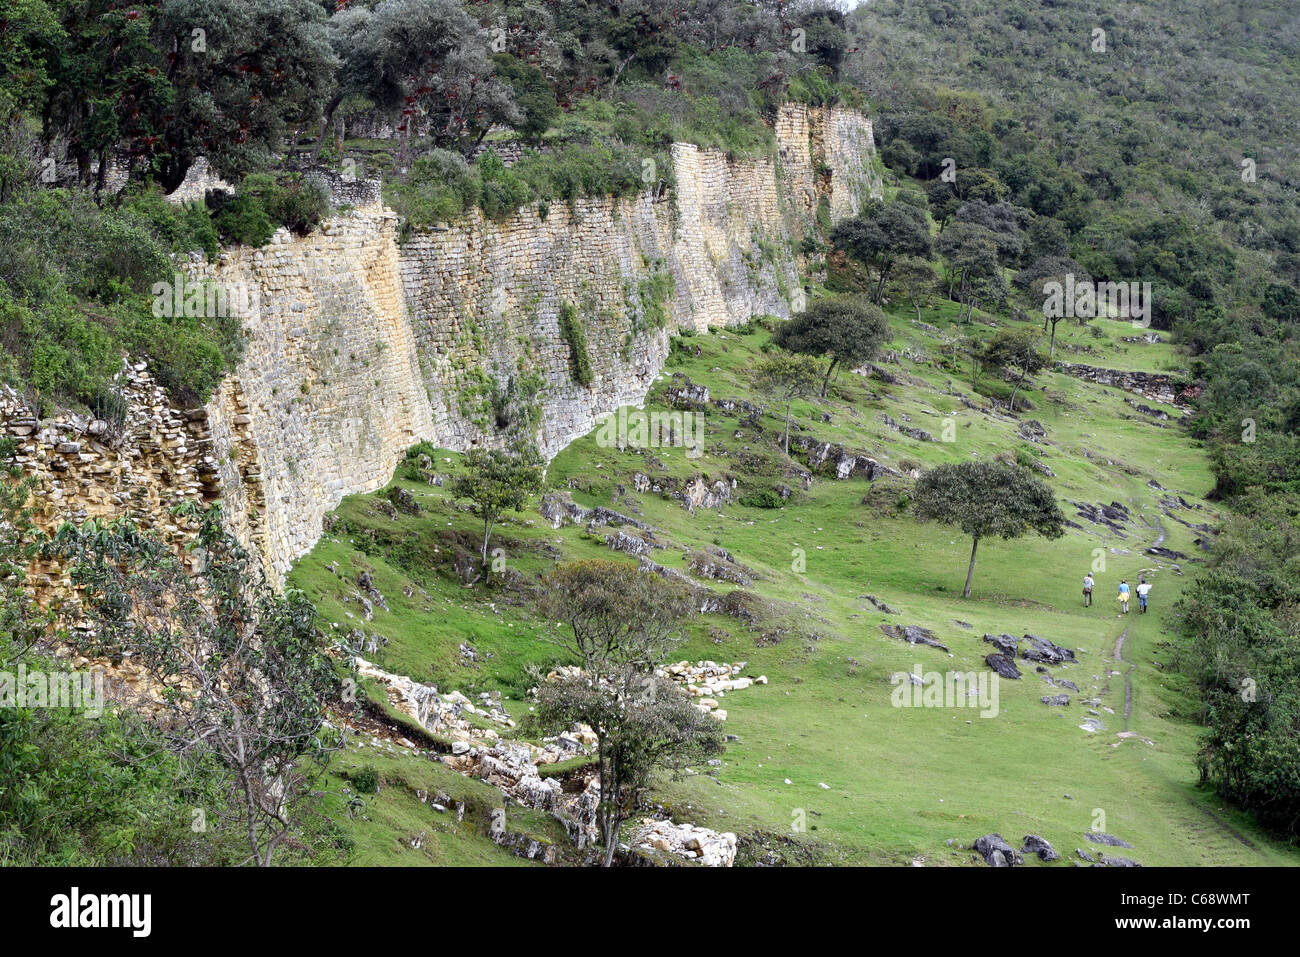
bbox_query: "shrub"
[210,173,329,247]
[351,766,379,795]
[739,488,784,508]
[476,150,532,220]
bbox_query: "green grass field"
[289,304,1300,866]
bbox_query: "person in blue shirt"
[1117,579,1130,614]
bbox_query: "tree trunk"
[481,517,493,568]
[1048,319,1058,357]
[963,536,979,598]
[783,398,792,455]
[314,93,345,159]
[820,357,839,398]
[1009,368,1026,412]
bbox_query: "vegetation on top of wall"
[0,173,245,410]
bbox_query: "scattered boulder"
[973,833,1022,867]
[1021,634,1076,666]
[860,594,900,615]
[629,818,737,867]
[1084,832,1133,848]
[881,623,949,652]
[983,633,1019,658]
[1097,854,1142,867]
[1041,694,1070,707]
[1147,545,1188,560]
[1022,834,1060,862]
[985,653,1022,680]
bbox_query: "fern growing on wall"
[558,302,595,387]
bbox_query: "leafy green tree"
[41,1,335,193]
[936,220,1005,322]
[450,441,544,569]
[41,1,170,193]
[146,0,337,191]
[752,352,823,455]
[772,295,891,397]
[0,0,62,120]
[831,199,933,304]
[532,560,723,866]
[980,326,1048,411]
[890,256,939,321]
[324,0,519,162]
[493,54,559,144]
[56,504,340,867]
[912,460,1065,598]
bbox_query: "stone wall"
[8,104,880,584]
[0,364,223,632]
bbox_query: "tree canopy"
[771,295,891,397]
[912,460,1065,598]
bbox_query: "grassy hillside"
[289,301,1300,866]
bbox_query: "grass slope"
[289,303,1299,867]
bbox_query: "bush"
[476,150,532,220]
[739,488,784,509]
[210,190,276,248]
[210,173,329,247]
[351,766,379,795]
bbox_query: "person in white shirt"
[1136,578,1152,614]
[1082,573,1094,607]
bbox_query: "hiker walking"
[1083,573,1094,607]
[1136,577,1152,614]
[1117,579,1130,615]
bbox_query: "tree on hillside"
[533,560,723,866]
[923,169,1008,230]
[323,0,520,162]
[936,221,1006,322]
[890,256,939,322]
[146,0,337,192]
[56,503,340,866]
[831,199,933,305]
[772,295,891,397]
[980,326,1048,411]
[912,460,1065,598]
[752,352,823,455]
[953,200,1026,264]
[450,441,544,570]
[492,54,560,145]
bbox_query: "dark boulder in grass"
[1041,694,1071,707]
[1021,634,1076,666]
[985,653,1021,680]
[880,623,948,652]
[973,833,1022,867]
[1022,834,1060,862]
[1084,832,1133,848]
[983,633,1019,657]
[860,594,900,614]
